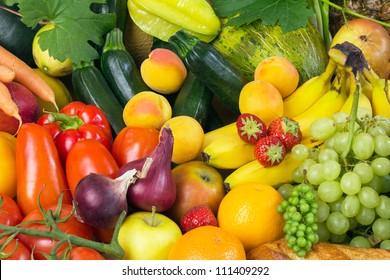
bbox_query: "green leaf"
[16,0,115,64]
[211,0,314,33]
[1,0,19,6]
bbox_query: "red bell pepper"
[37,101,113,165]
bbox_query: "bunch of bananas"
[200,43,389,190]
[284,55,389,140]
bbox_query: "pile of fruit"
[0,0,389,260]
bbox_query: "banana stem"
[341,72,360,160]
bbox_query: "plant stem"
[320,0,390,29]
[341,72,360,160]
[0,211,127,259]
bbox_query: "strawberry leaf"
[211,0,314,33]
[13,0,116,64]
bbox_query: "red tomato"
[65,139,119,197]
[0,193,23,227]
[0,236,31,260]
[111,126,160,167]
[17,204,94,260]
[58,246,106,260]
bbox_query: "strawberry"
[254,135,286,167]
[236,113,267,144]
[267,116,302,151]
[180,204,218,233]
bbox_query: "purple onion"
[117,127,176,212]
[73,168,138,229]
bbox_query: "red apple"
[0,82,39,135]
[165,160,225,224]
[330,18,390,79]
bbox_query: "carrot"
[0,65,16,83]
[0,45,58,111]
[0,81,22,134]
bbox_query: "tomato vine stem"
[0,210,126,259]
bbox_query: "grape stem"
[341,71,360,161]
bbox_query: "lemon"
[32,24,73,77]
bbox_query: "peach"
[239,80,284,125]
[123,91,172,130]
[254,56,299,98]
[140,48,187,94]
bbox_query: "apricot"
[161,116,204,164]
[140,48,187,94]
[123,91,172,130]
[254,56,299,98]
[239,80,284,125]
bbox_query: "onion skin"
[117,127,176,212]
[73,169,137,229]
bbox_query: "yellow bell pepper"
[0,131,17,197]
[129,0,221,42]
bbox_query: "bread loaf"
[247,238,390,260]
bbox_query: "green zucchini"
[151,37,177,53]
[0,4,40,67]
[168,30,249,116]
[204,105,226,133]
[210,20,328,83]
[101,28,150,107]
[91,0,128,32]
[72,61,126,136]
[172,71,213,128]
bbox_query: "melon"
[210,21,329,83]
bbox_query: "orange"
[217,182,285,252]
[238,80,284,125]
[167,226,246,260]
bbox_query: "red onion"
[73,162,150,229]
[117,127,176,212]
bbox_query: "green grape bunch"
[286,112,390,250]
[277,182,320,258]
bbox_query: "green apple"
[118,207,182,260]
[165,160,225,224]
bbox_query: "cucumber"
[0,4,40,67]
[101,28,150,107]
[91,0,128,32]
[168,30,249,116]
[151,37,177,53]
[72,61,126,136]
[211,20,328,83]
[204,106,226,133]
[172,71,213,128]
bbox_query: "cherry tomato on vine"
[111,126,160,167]
[0,193,23,228]
[17,203,93,260]
[58,246,106,260]
[0,236,31,260]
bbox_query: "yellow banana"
[293,72,348,139]
[201,132,255,169]
[339,71,373,116]
[360,73,373,102]
[202,122,237,149]
[283,59,336,118]
[363,68,390,118]
[224,138,323,190]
